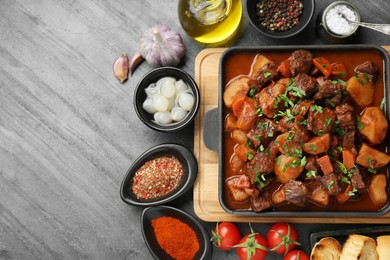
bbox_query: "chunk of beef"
[341,130,356,150]
[306,179,330,206]
[292,120,311,142]
[276,116,294,133]
[350,167,366,190]
[354,61,378,82]
[289,50,313,76]
[247,118,277,147]
[250,61,280,89]
[305,156,320,172]
[320,173,342,196]
[284,179,309,207]
[249,151,275,174]
[307,107,336,135]
[250,191,272,212]
[335,104,355,130]
[313,77,346,106]
[294,73,317,97]
[226,175,251,202]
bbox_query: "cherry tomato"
[267,223,300,255]
[236,233,268,260]
[283,250,309,260]
[211,222,240,250]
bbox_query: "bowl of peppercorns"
[246,0,315,39]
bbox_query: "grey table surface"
[1,0,390,259]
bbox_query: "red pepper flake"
[132,156,183,199]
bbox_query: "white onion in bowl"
[142,97,157,114]
[175,79,189,94]
[152,94,169,112]
[161,80,176,98]
[145,83,160,97]
[171,106,188,121]
[154,111,172,124]
[178,92,195,111]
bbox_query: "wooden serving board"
[193,47,390,223]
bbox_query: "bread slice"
[376,235,390,260]
[340,234,378,260]
[311,237,342,260]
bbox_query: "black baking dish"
[205,45,390,217]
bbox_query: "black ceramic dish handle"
[203,108,219,152]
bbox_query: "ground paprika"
[151,216,200,260]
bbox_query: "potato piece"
[346,73,374,108]
[274,155,304,184]
[223,75,250,108]
[225,113,237,131]
[369,174,387,206]
[275,132,302,155]
[230,154,245,173]
[356,143,390,169]
[236,97,257,131]
[272,185,286,205]
[249,54,271,78]
[258,82,286,118]
[303,133,331,155]
[231,129,247,144]
[359,107,388,145]
[308,180,330,206]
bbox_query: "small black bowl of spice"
[141,206,212,260]
[246,0,315,38]
[120,143,197,206]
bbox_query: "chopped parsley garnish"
[276,156,281,165]
[255,106,263,116]
[254,168,267,188]
[245,140,252,147]
[306,170,317,178]
[264,72,272,78]
[247,150,254,160]
[326,180,335,189]
[326,98,335,108]
[347,188,358,197]
[368,168,377,174]
[286,130,295,142]
[380,98,386,110]
[310,104,323,113]
[324,118,332,126]
[355,73,365,85]
[287,85,306,98]
[356,116,364,130]
[249,87,257,98]
[258,145,265,152]
[363,72,369,82]
[334,127,345,137]
[336,161,347,174]
[341,177,351,184]
[299,119,308,126]
[310,144,317,152]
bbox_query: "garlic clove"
[113,53,129,83]
[128,52,145,75]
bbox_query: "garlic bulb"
[139,24,185,67]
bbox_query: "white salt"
[325,4,358,35]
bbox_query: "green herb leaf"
[264,72,272,78]
[276,156,281,165]
[249,87,257,98]
[356,116,364,130]
[258,145,265,152]
[347,188,358,197]
[324,118,332,126]
[355,73,365,85]
[310,144,317,152]
[336,161,348,174]
[341,177,351,184]
[368,168,377,174]
[306,170,317,178]
[247,150,254,160]
[326,180,335,190]
[255,106,263,117]
[380,98,386,110]
[245,139,252,147]
[310,104,323,113]
[335,127,345,137]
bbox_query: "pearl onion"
[152,94,169,112]
[154,111,172,124]
[161,80,176,98]
[178,93,195,111]
[142,97,157,114]
[171,106,188,122]
[175,80,188,95]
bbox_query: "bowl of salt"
[317,1,361,43]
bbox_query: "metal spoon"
[339,13,390,36]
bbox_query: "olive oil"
[178,0,242,44]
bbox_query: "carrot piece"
[312,57,332,78]
[331,62,347,79]
[317,155,334,175]
[278,60,291,78]
[336,184,353,204]
[342,150,355,170]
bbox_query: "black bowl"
[141,206,212,260]
[246,0,315,39]
[134,67,200,132]
[120,143,198,206]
